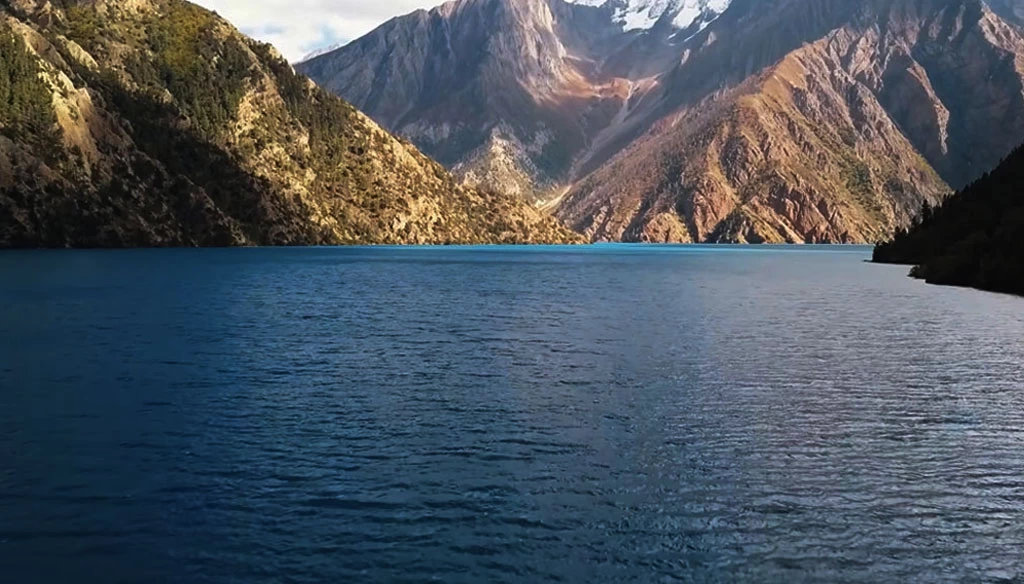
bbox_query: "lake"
[1,245,1023,583]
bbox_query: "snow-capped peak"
[568,0,732,33]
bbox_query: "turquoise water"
[1,245,1023,582]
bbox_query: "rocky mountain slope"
[874,144,1024,296]
[561,0,1024,242]
[301,0,1024,243]
[0,0,578,247]
[297,0,697,200]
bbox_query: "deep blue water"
[2,245,1024,583]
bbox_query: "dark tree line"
[874,144,1024,296]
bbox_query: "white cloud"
[193,0,437,61]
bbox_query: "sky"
[193,0,436,62]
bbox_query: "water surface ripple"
[1,246,1023,583]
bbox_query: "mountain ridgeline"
[874,145,1024,296]
[0,0,579,247]
[300,0,1024,244]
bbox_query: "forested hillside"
[874,145,1024,296]
[0,0,578,247]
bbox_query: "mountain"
[300,0,1024,243]
[297,0,700,200]
[873,144,1024,296]
[560,0,1024,243]
[0,0,578,247]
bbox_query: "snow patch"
[567,0,732,32]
